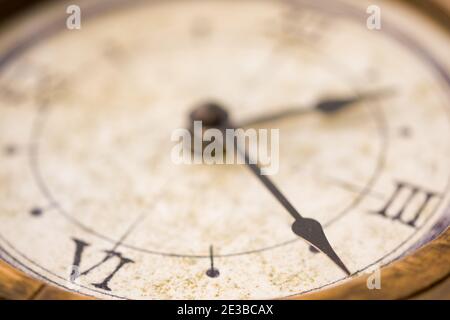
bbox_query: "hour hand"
[292,218,350,276]
[239,88,394,127]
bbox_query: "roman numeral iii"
[371,181,440,228]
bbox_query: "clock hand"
[190,102,351,276]
[229,126,351,276]
[238,88,394,127]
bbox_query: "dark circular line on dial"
[27,88,386,258]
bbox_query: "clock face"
[0,0,449,299]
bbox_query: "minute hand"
[225,122,351,276]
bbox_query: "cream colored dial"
[0,0,449,299]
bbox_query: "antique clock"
[0,0,449,300]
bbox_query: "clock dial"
[0,0,449,299]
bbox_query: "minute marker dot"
[30,207,43,217]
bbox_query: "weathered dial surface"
[0,0,449,299]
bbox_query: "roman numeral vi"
[69,238,134,291]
